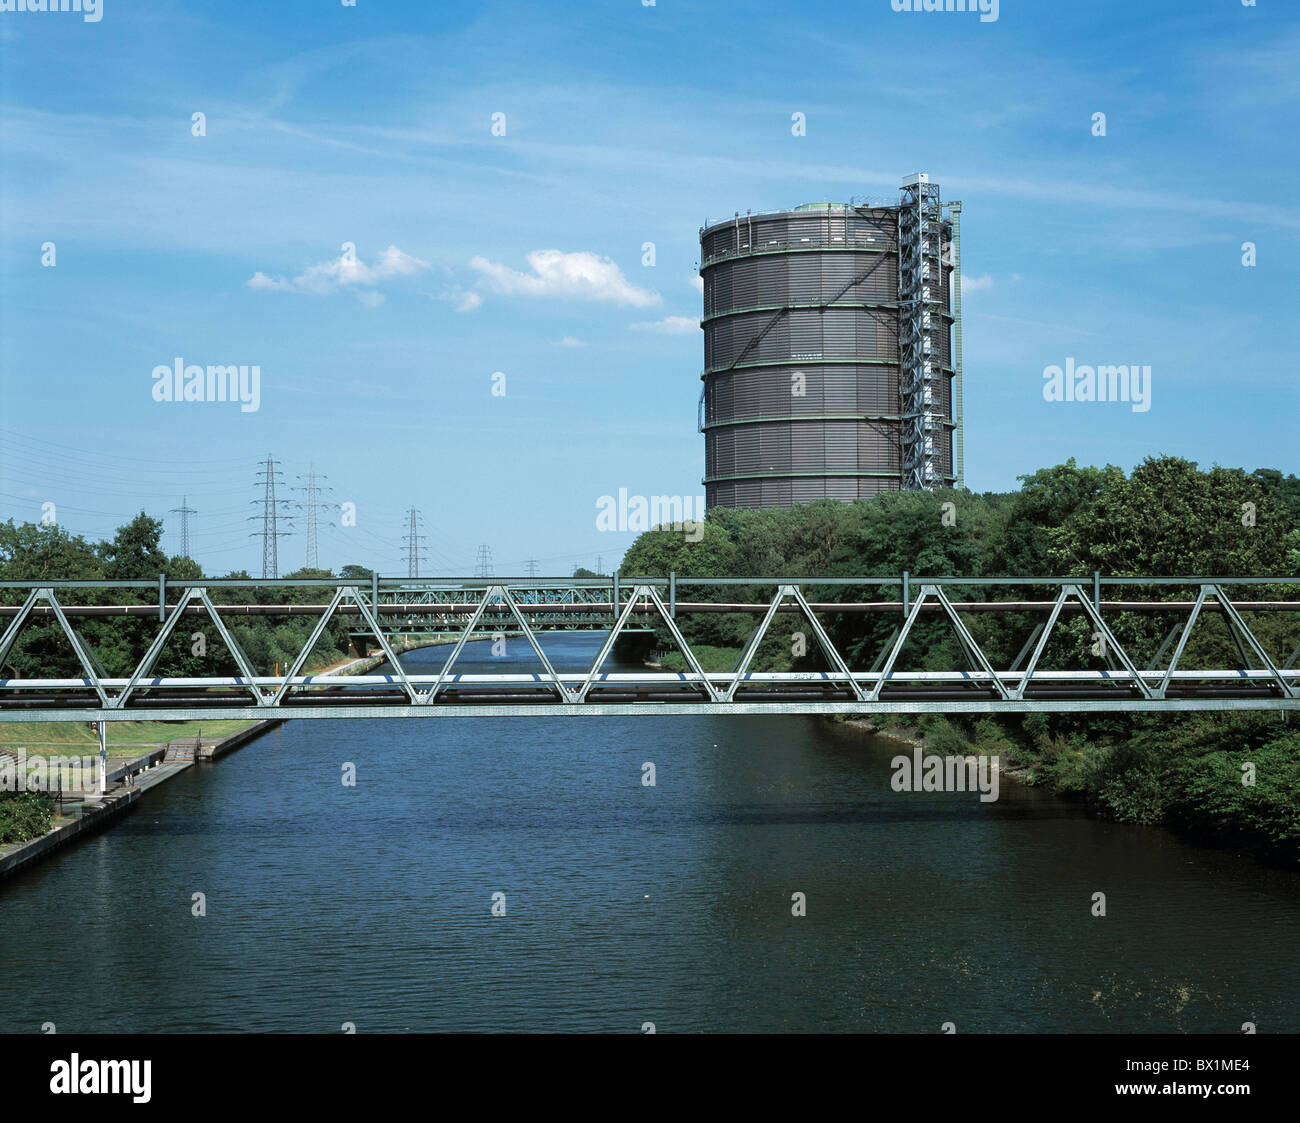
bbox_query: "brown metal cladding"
[700,203,955,509]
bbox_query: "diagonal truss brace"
[1012,584,1151,701]
[724,585,866,703]
[1156,584,1296,700]
[0,588,113,707]
[725,586,791,703]
[115,587,272,706]
[1214,585,1295,699]
[272,585,421,705]
[0,587,43,672]
[117,586,211,708]
[573,584,721,703]
[870,584,1009,702]
[423,585,573,704]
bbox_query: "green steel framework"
[0,574,1296,722]
[949,200,964,489]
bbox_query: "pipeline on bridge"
[0,574,1296,719]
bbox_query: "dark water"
[1,633,1297,1033]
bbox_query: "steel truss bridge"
[0,575,1297,721]
[367,584,649,638]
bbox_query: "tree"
[0,520,102,677]
[619,520,737,577]
[1049,456,1286,577]
[993,459,1122,576]
[98,513,168,579]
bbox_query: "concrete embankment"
[0,716,304,885]
[0,787,142,882]
[0,650,420,884]
[0,719,285,884]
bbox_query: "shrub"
[0,791,55,844]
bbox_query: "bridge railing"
[0,575,1296,718]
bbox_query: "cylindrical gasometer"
[699,194,956,509]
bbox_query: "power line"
[474,544,494,578]
[249,454,292,579]
[525,557,539,578]
[0,427,254,469]
[402,507,428,578]
[295,464,335,570]
[168,496,197,560]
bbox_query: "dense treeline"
[0,514,369,678]
[620,457,1300,865]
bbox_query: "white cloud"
[246,244,430,298]
[421,286,482,312]
[962,273,994,294]
[444,289,482,312]
[691,276,704,295]
[555,336,586,347]
[468,249,660,307]
[630,315,698,334]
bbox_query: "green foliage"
[919,716,973,758]
[615,455,1300,865]
[1047,457,1286,576]
[994,459,1122,575]
[1096,715,1300,861]
[0,518,354,681]
[620,520,738,577]
[0,791,55,843]
[658,645,741,673]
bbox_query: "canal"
[1,633,1297,1032]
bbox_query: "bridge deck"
[1,575,1296,719]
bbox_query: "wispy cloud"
[630,315,697,334]
[962,274,994,294]
[468,249,660,307]
[247,244,430,302]
[426,287,482,312]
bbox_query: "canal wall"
[0,720,288,885]
[0,651,403,883]
[0,786,142,882]
[198,718,282,761]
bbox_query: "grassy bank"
[0,643,431,765]
[0,719,260,761]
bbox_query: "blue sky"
[1,0,1296,577]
